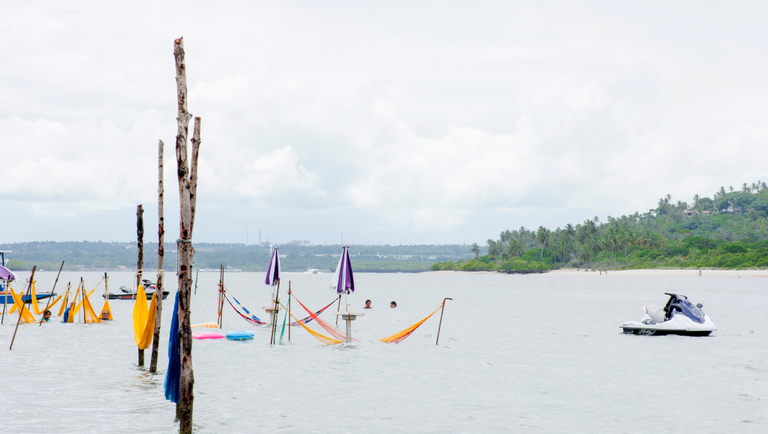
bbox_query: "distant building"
[289,240,311,246]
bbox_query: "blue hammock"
[164,291,181,403]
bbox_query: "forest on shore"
[432,182,768,273]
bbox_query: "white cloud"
[2,1,768,243]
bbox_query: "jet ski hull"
[621,327,713,337]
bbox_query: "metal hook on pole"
[435,297,452,345]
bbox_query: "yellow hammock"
[31,281,62,315]
[379,305,443,344]
[9,289,37,323]
[281,302,342,345]
[57,287,71,316]
[81,288,102,323]
[70,288,95,317]
[133,286,157,349]
[100,299,113,321]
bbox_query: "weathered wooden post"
[150,139,165,373]
[174,36,201,434]
[136,204,145,366]
[10,266,36,350]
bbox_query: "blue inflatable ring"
[226,330,255,340]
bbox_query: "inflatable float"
[192,331,225,340]
[226,330,255,341]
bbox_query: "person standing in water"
[42,310,52,322]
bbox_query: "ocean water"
[1,271,766,433]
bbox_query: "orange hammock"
[379,305,443,344]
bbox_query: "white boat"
[307,268,319,274]
[620,293,717,336]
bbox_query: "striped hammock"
[292,294,360,343]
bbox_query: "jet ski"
[620,293,717,336]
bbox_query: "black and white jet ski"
[620,293,717,336]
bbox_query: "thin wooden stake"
[10,266,36,350]
[136,204,145,366]
[217,264,224,329]
[435,297,452,345]
[39,260,64,326]
[288,282,291,342]
[150,139,165,373]
[335,294,342,326]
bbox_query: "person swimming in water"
[364,300,372,309]
[390,301,397,308]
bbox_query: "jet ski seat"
[643,305,666,323]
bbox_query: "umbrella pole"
[39,261,65,326]
[2,278,7,325]
[435,297,453,345]
[270,279,281,345]
[10,266,36,350]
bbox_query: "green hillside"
[433,182,768,272]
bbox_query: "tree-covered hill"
[433,181,768,272]
[0,241,476,273]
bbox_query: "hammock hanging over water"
[133,286,157,349]
[223,289,338,327]
[292,294,360,342]
[283,306,342,345]
[224,293,267,325]
[379,305,443,344]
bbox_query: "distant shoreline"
[425,268,768,277]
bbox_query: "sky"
[2,1,768,246]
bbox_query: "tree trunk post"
[137,204,145,366]
[174,36,200,434]
[150,139,165,373]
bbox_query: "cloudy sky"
[2,1,767,245]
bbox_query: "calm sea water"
[1,271,766,433]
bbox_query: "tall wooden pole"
[150,139,166,373]
[288,282,291,342]
[174,36,199,434]
[217,264,224,329]
[10,266,36,350]
[137,204,145,366]
[435,297,452,345]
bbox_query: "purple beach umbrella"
[265,247,281,286]
[0,264,16,281]
[331,246,355,294]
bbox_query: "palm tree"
[471,243,480,259]
[536,226,550,257]
[487,239,501,258]
[507,238,523,257]
[693,194,700,208]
